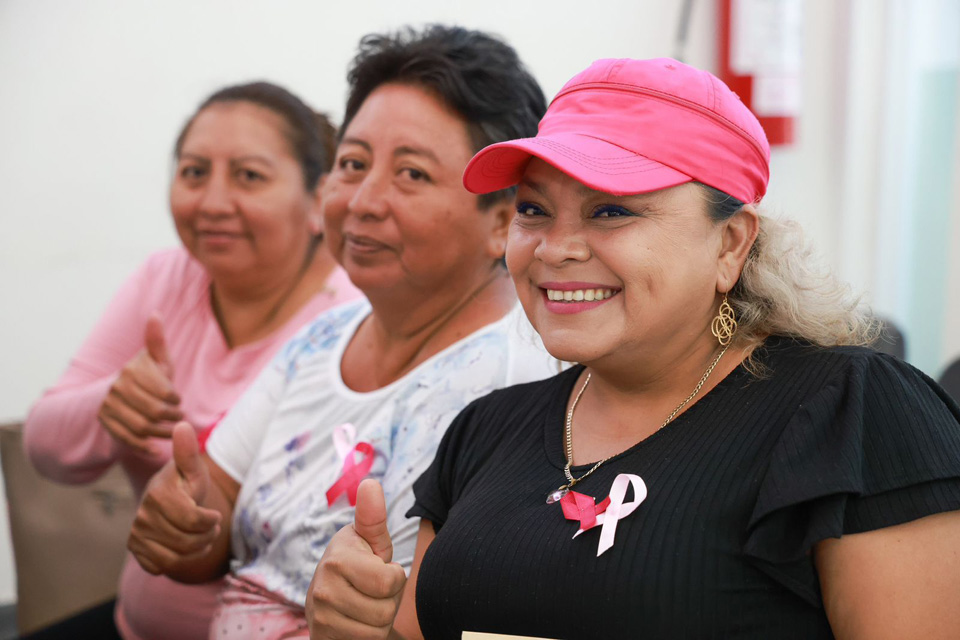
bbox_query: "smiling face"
[169,101,321,288]
[506,159,728,367]
[322,83,505,300]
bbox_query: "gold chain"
[547,344,730,504]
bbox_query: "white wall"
[0,0,721,608]
[1,0,957,607]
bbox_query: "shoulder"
[414,368,578,502]
[441,367,580,447]
[132,247,209,301]
[744,340,960,594]
[756,336,942,400]
[428,304,562,387]
[754,336,960,499]
[139,247,205,280]
[276,298,369,368]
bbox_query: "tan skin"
[324,83,516,390]
[309,160,960,640]
[98,101,336,454]
[129,83,516,592]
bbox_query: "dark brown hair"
[175,82,335,191]
[342,25,546,208]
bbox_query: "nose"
[197,172,235,217]
[533,220,591,266]
[347,169,390,221]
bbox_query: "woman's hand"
[307,479,407,640]
[98,315,183,452]
[128,422,223,580]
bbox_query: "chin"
[538,332,608,365]
[342,264,402,297]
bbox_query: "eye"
[399,167,430,182]
[516,202,546,217]
[179,165,206,180]
[338,157,366,173]
[591,204,637,218]
[237,168,265,184]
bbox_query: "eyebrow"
[338,137,440,164]
[394,145,440,164]
[232,155,275,167]
[177,153,275,167]
[518,176,609,199]
[339,137,371,153]
[520,174,662,208]
[518,176,549,196]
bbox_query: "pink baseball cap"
[463,58,770,204]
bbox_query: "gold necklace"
[546,344,730,504]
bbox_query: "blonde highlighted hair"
[699,185,880,371]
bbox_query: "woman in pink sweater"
[22,82,361,640]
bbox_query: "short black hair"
[342,25,547,208]
[175,81,335,191]
[699,183,746,221]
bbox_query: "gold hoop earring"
[711,294,738,346]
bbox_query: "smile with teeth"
[545,288,618,302]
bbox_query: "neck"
[342,265,516,391]
[567,334,747,464]
[211,241,336,347]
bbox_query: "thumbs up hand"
[99,314,184,453]
[144,313,175,379]
[307,479,407,640]
[128,422,223,577]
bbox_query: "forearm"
[23,377,120,483]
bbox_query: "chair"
[940,357,960,405]
[0,423,136,635]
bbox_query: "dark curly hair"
[342,25,547,208]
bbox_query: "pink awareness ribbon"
[560,490,611,530]
[570,473,647,556]
[325,423,375,507]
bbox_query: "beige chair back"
[0,423,136,634]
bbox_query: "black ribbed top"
[408,337,960,639]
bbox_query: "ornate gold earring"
[711,294,738,346]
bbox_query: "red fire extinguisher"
[717,0,801,146]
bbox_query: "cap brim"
[463,132,693,197]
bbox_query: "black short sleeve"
[743,351,960,606]
[406,397,484,530]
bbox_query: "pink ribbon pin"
[569,473,647,556]
[325,423,375,507]
[560,490,611,530]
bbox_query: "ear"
[716,204,759,293]
[307,176,327,236]
[484,198,514,261]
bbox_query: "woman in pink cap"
[309,58,960,640]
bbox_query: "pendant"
[546,488,568,504]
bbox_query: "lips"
[343,232,393,252]
[196,228,245,238]
[539,281,621,302]
[545,287,618,302]
[536,281,622,314]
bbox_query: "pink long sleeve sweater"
[23,247,361,640]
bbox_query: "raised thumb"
[354,479,393,563]
[172,421,207,503]
[145,314,173,375]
